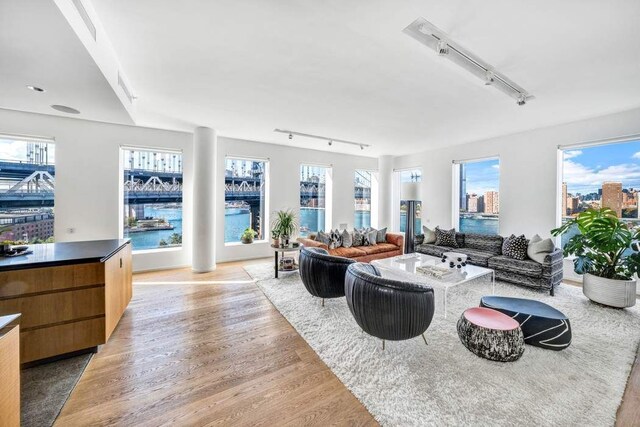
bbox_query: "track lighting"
[274,129,371,150]
[484,71,495,86]
[436,40,449,56]
[404,18,533,106]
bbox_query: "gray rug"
[21,354,92,427]
[244,263,640,426]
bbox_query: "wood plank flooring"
[55,260,640,426]
[55,260,377,426]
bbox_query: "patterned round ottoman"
[457,307,525,362]
[480,296,572,350]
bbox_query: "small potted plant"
[271,229,280,247]
[241,228,258,244]
[552,207,640,308]
[272,209,298,247]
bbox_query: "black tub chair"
[345,263,435,349]
[299,246,355,306]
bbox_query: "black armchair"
[345,263,435,349]
[299,246,355,306]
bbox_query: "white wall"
[393,107,640,239]
[216,136,377,263]
[0,108,193,272]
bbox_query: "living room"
[1,1,640,426]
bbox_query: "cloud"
[633,152,640,159]
[564,159,640,192]
[492,164,500,169]
[563,150,583,160]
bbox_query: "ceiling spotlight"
[288,133,293,140]
[484,71,495,86]
[328,140,333,146]
[516,94,527,106]
[436,40,449,56]
[51,104,81,114]
[26,85,45,92]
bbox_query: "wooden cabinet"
[0,242,132,364]
[0,315,20,427]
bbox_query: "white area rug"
[244,263,640,426]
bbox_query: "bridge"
[0,161,371,216]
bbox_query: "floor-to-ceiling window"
[300,164,330,236]
[355,170,372,229]
[456,158,500,235]
[559,139,640,248]
[225,158,267,243]
[0,135,55,243]
[122,148,183,251]
[398,169,422,233]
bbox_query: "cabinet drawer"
[0,263,105,298]
[0,287,105,329]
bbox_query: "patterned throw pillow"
[415,234,425,245]
[376,227,387,243]
[502,234,514,255]
[434,227,458,248]
[364,229,378,246]
[341,229,353,248]
[328,229,342,250]
[314,231,331,246]
[352,229,364,247]
[503,234,528,260]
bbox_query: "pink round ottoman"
[457,307,525,362]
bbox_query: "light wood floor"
[55,260,640,426]
[55,259,376,426]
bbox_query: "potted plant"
[241,228,258,244]
[552,207,640,308]
[272,209,297,247]
[271,229,280,247]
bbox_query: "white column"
[192,127,217,273]
[377,155,393,229]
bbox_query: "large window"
[560,139,640,248]
[355,170,372,229]
[457,158,500,235]
[122,148,183,251]
[225,158,267,243]
[399,169,422,233]
[0,136,55,243]
[300,165,330,236]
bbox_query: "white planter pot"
[583,273,637,308]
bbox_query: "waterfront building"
[602,182,623,217]
[484,191,499,214]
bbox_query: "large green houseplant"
[551,207,640,307]
[272,209,298,247]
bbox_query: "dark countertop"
[0,314,20,336]
[0,239,130,272]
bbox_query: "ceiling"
[3,1,640,156]
[0,0,133,125]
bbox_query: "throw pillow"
[314,231,330,246]
[352,229,364,247]
[434,227,458,248]
[527,234,555,264]
[422,225,436,244]
[364,229,378,246]
[341,229,353,248]
[328,229,342,250]
[376,227,387,243]
[415,234,425,245]
[504,234,528,260]
[502,234,514,255]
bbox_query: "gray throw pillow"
[376,227,387,243]
[422,225,436,244]
[415,234,425,245]
[434,227,458,248]
[328,229,341,250]
[314,231,330,246]
[341,229,352,248]
[352,229,364,247]
[503,234,528,260]
[527,234,555,264]
[502,234,515,255]
[365,229,378,246]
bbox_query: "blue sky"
[563,140,640,194]
[463,158,500,194]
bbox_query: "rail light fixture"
[405,17,533,105]
[274,129,370,150]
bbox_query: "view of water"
[126,206,183,250]
[399,211,422,233]
[354,210,371,229]
[459,215,499,235]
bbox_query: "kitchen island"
[0,239,132,364]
